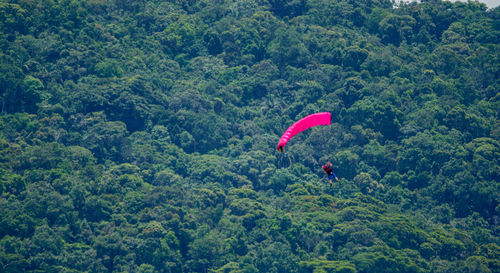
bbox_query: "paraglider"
[322,161,339,185]
[276,112,339,184]
[277,112,331,152]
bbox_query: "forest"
[0,0,499,272]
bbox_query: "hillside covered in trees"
[0,0,499,272]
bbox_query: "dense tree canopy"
[0,0,498,272]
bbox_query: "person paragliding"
[276,112,339,183]
[322,161,339,185]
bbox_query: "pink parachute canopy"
[277,112,331,151]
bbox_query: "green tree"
[267,27,311,68]
[343,46,368,71]
[378,14,416,45]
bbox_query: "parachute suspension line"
[288,152,295,167]
[277,150,294,168]
[277,153,284,168]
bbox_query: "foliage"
[0,0,498,272]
